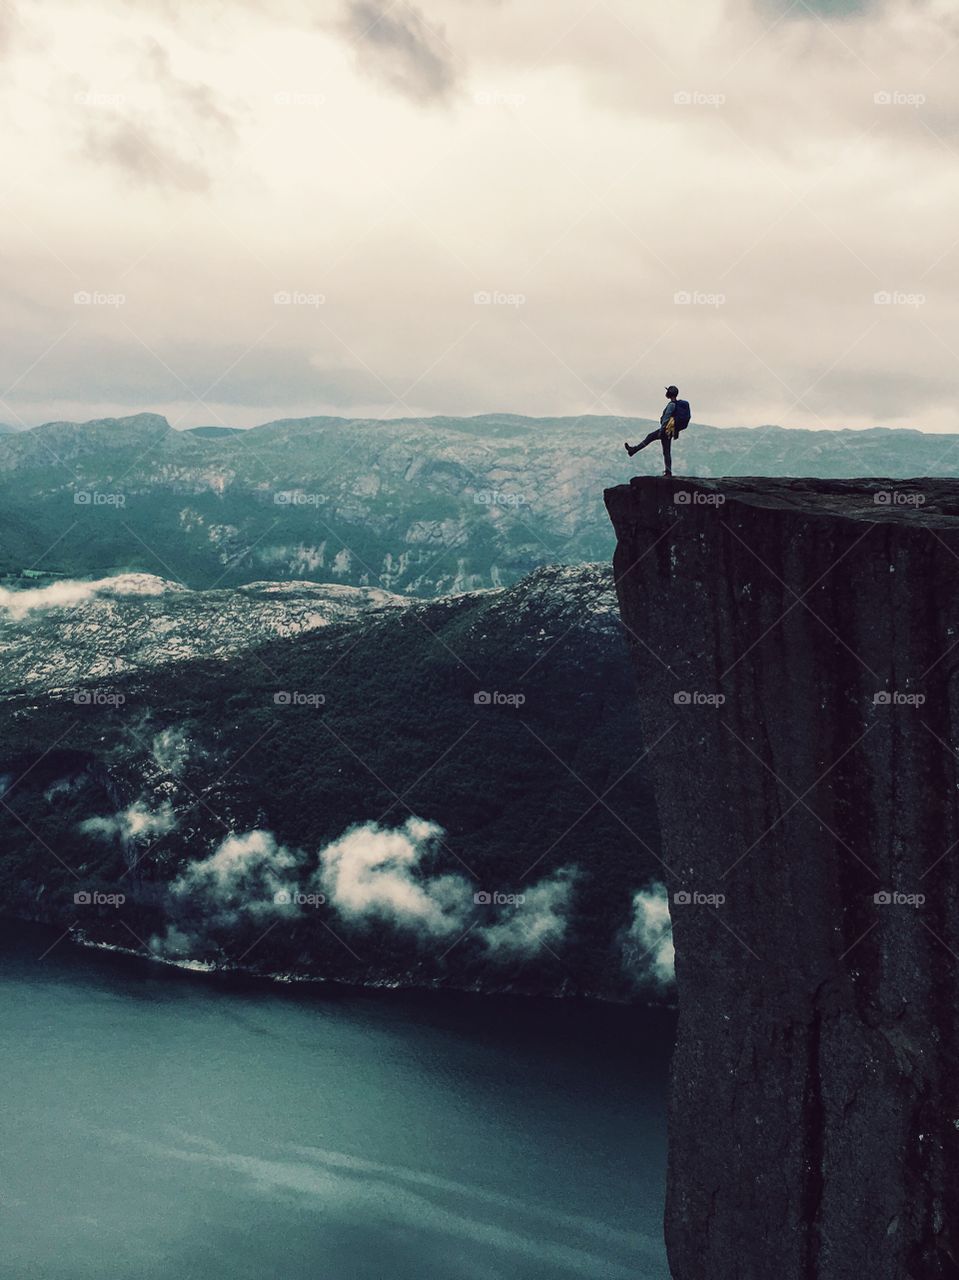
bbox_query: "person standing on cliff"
[625,386,691,477]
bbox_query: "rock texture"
[605,476,959,1280]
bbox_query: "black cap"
[665,385,679,397]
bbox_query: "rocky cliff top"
[606,474,959,527]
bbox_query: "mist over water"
[0,921,674,1280]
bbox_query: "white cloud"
[80,798,177,843]
[477,869,574,959]
[318,816,468,937]
[151,829,301,956]
[152,820,469,957]
[149,815,579,965]
[170,828,298,907]
[0,574,175,621]
[624,882,675,988]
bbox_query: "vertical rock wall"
[605,476,959,1280]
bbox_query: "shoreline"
[54,921,675,1009]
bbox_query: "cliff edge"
[605,476,959,1279]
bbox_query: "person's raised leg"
[625,429,662,458]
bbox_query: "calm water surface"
[0,922,674,1280]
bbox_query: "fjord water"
[1,922,673,1280]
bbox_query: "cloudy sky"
[2,0,958,432]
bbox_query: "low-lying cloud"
[171,829,298,915]
[80,799,177,843]
[149,815,577,966]
[477,868,574,959]
[317,816,466,937]
[317,818,577,960]
[78,799,664,987]
[0,574,174,621]
[623,882,675,988]
[151,829,302,958]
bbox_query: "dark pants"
[638,427,672,474]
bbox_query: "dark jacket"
[662,399,691,431]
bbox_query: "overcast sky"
[2,0,958,432]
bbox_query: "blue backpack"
[673,399,691,432]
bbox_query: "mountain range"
[3,411,957,595]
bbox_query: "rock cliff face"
[605,476,959,1280]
